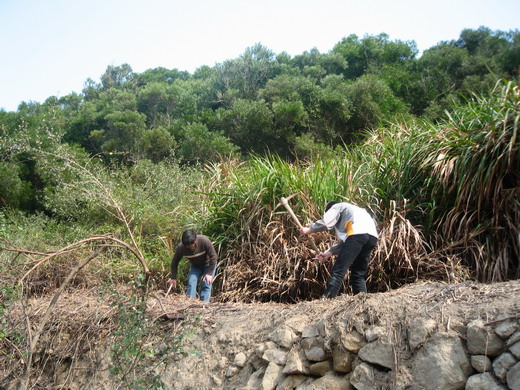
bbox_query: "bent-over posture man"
[300,201,378,298]
[168,229,217,302]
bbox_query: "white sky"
[1,0,518,112]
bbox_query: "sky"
[0,0,519,112]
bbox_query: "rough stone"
[245,367,265,390]
[354,319,366,336]
[219,356,229,369]
[268,327,298,349]
[412,332,472,390]
[358,339,395,369]
[340,330,366,353]
[507,362,520,390]
[364,325,384,343]
[262,349,287,365]
[276,374,307,390]
[234,352,247,367]
[408,318,436,351]
[309,360,332,376]
[261,362,283,390]
[470,355,492,372]
[449,319,467,336]
[467,319,505,357]
[509,340,520,359]
[302,324,320,338]
[225,365,240,378]
[251,354,265,370]
[332,345,355,373]
[492,352,517,382]
[284,316,309,335]
[301,337,328,362]
[298,373,352,390]
[350,363,376,390]
[256,341,277,356]
[508,331,520,347]
[283,348,309,375]
[465,372,506,390]
[495,317,519,339]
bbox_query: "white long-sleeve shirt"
[310,202,378,254]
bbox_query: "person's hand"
[316,251,332,262]
[167,279,177,289]
[300,226,312,235]
[203,274,214,285]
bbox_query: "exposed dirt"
[1,280,519,389]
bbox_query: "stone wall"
[223,314,520,390]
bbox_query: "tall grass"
[425,81,519,281]
[202,80,519,301]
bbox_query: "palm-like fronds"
[426,81,519,281]
[200,80,519,302]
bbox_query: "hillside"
[1,280,519,389]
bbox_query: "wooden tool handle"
[281,197,319,253]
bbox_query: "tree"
[136,127,176,163]
[332,34,417,80]
[214,44,280,101]
[100,64,135,91]
[217,99,275,153]
[345,74,406,135]
[176,123,238,164]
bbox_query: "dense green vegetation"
[0,26,519,302]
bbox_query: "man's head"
[182,229,197,248]
[325,201,339,212]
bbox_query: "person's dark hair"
[182,229,197,246]
[325,201,339,212]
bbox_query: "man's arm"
[206,240,218,276]
[170,247,182,280]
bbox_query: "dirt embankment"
[1,280,519,389]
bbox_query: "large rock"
[510,340,520,359]
[283,348,309,375]
[234,352,247,367]
[408,318,436,351]
[277,374,307,390]
[465,372,506,390]
[268,327,298,349]
[492,352,517,382]
[470,355,492,373]
[412,332,472,390]
[340,330,366,353]
[309,360,332,377]
[261,361,283,390]
[358,339,395,369]
[364,325,384,343]
[507,331,520,347]
[467,320,505,357]
[245,367,265,390]
[284,316,310,335]
[350,363,376,390]
[507,362,520,390]
[494,317,518,339]
[301,337,328,362]
[332,345,355,373]
[262,349,287,365]
[297,373,352,390]
[302,324,320,338]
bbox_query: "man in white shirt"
[300,201,378,298]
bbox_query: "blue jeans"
[186,263,216,302]
[323,234,378,298]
